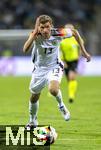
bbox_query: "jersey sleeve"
[59,28,72,38]
[51,28,72,38]
[31,41,37,63]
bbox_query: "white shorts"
[29,64,63,94]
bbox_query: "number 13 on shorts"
[48,67,63,83]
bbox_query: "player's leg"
[29,93,40,126]
[48,80,70,121]
[48,66,70,121]
[26,93,40,129]
[65,61,78,103]
[26,72,46,128]
[68,70,77,103]
[48,80,63,106]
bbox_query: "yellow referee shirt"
[60,36,79,62]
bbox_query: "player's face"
[38,22,52,39]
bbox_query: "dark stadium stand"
[0,0,101,55]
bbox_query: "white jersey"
[31,28,72,69]
[29,29,72,94]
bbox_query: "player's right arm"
[23,31,36,53]
[23,17,40,53]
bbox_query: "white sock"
[56,90,64,107]
[29,100,39,123]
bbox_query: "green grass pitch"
[0,76,101,150]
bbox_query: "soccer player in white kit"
[23,15,91,128]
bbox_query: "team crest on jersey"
[52,40,57,46]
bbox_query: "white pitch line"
[57,139,101,141]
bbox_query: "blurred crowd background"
[0,0,101,56]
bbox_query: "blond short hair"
[38,15,53,25]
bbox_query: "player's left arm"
[72,29,91,62]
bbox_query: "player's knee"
[30,93,40,103]
[69,76,76,81]
[49,88,58,96]
[68,71,76,80]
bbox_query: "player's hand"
[29,17,40,40]
[29,31,36,40]
[86,53,91,62]
[84,53,91,62]
[34,17,40,35]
